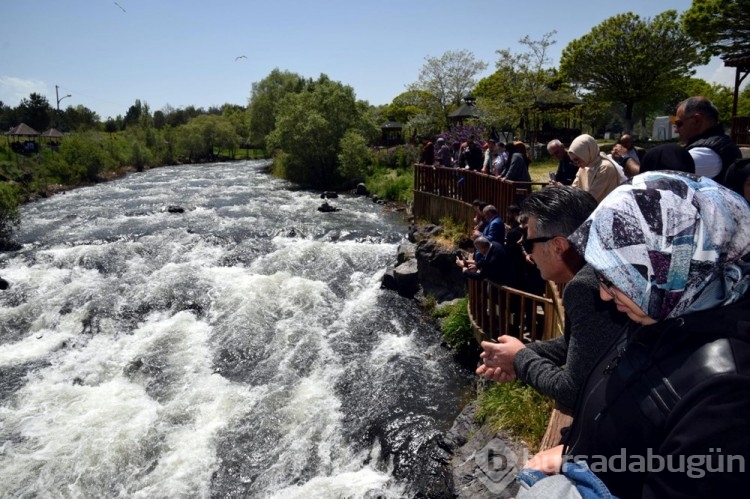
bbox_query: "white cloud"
[0,76,49,107]
[693,57,747,89]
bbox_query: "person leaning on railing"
[476,186,627,411]
[456,236,520,288]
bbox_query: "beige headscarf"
[569,134,602,168]
[570,134,620,202]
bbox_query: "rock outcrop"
[445,400,528,498]
[382,224,467,301]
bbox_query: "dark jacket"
[686,123,742,183]
[502,153,531,182]
[460,143,484,171]
[482,215,505,244]
[515,265,627,410]
[563,295,750,498]
[464,241,518,286]
[555,154,578,186]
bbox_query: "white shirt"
[688,147,723,178]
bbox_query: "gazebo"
[5,123,40,153]
[41,128,64,140]
[41,128,65,150]
[448,95,480,126]
[724,55,750,146]
[528,89,583,146]
[380,120,404,146]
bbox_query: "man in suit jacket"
[472,205,505,244]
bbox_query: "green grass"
[528,158,559,184]
[475,381,555,453]
[434,297,474,349]
[365,164,413,203]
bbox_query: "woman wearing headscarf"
[639,142,695,174]
[520,172,750,498]
[569,134,620,203]
[500,141,532,182]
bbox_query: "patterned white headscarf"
[568,171,750,321]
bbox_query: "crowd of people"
[420,134,533,182]
[454,96,750,497]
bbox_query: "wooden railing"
[413,164,549,222]
[413,163,565,343]
[467,279,559,343]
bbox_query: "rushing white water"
[0,160,471,498]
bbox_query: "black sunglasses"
[594,270,617,297]
[522,236,554,254]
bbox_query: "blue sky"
[0,0,736,121]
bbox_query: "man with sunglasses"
[674,96,741,183]
[476,186,627,411]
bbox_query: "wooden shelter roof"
[381,120,403,129]
[448,102,479,119]
[6,123,40,137]
[724,55,750,69]
[41,128,64,138]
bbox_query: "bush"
[437,297,474,349]
[130,141,153,171]
[475,381,554,452]
[365,164,413,203]
[373,144,419,168]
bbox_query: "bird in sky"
[234,55,247,62]
[114,2,126,13]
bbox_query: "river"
[0,160,473,498]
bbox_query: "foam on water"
[0,161,471,497]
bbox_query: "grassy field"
[528,158,560,183]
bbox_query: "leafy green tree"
[560,10,707,132]
[122,99,144,130]
[222,103,251,152]
[682,0,750,60]
[475,32,562,138]
[59,132,113,181]
[387,90,443,130]
[153,110,167,130]
[0,101,18,132]
[409,49,488,121]
[62,104,100,131]
[267,75,361,188]
[247,69,306,149]
[739,85,750,117]
[338,130,372,180]
[17,93,52,131]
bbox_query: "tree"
[409,49,488,121]
[122,99,144,130]
[475,32,562,138]
[247,68,306,149]
[63,104,100,131]
[682,0,750,60]
[266,75,362,188]
[338,130,372,180]
[560,10,707,132]
[387,89,443,129]
[17,93,51,131]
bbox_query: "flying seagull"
[114,1,126,13]
[235,55,247,62]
